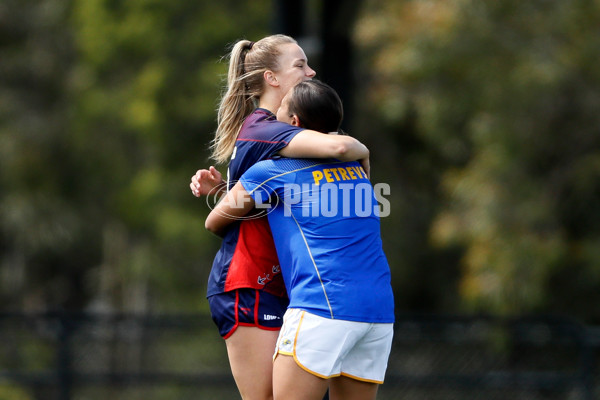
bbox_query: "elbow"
[333,137,368,160]
[331,137,354,158]
[333,142,351,158]
[205,217,220,236]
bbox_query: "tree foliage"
[355,0,600,319]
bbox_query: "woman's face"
[273,43,316,97]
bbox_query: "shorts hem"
[340,372,384,385]
[222,322,282,340]
[291,354,384,383]
[276,350,294,356]
[292,353,331,380]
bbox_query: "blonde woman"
[190,35,369,400]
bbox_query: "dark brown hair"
[287,80,343,134]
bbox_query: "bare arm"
[279,130,371,178]
[278,130,369,163]
[205,181,256,237]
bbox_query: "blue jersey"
[207,109,304,298]
[240,158,395,323]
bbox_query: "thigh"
[329,375,378,400]
[226,326,280,400]
[273,354,329,400]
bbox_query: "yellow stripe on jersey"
[247,161,342,195]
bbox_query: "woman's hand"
[359,157,370,179]
[190,166,224,197]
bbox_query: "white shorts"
[274,308,394,383]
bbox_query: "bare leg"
[273,354,329,400]
[225,326,280,400]
[329,375,379,400]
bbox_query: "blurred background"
[1,0,600,399]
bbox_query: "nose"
[306,65,316,78]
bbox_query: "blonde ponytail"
[210,35,297,164]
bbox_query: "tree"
[355,0,600,319]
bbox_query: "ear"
[264,70,279,87]
[290,115,301,127]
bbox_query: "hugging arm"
[205,182,256,237]
[278,130,370,178]
[279,130,369,161]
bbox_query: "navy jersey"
[240,158,395,323]
[206,108,304,298]
[227,108,304,185]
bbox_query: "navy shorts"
[208,289,289,339]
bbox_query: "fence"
[0,312,598,400]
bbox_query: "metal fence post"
[56,312,73,400]
[580,327,595,400]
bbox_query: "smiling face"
[272,43,316,98]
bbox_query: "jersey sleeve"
[235,118,303,163]
[242,119,304,157]
[229,112,304,182]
